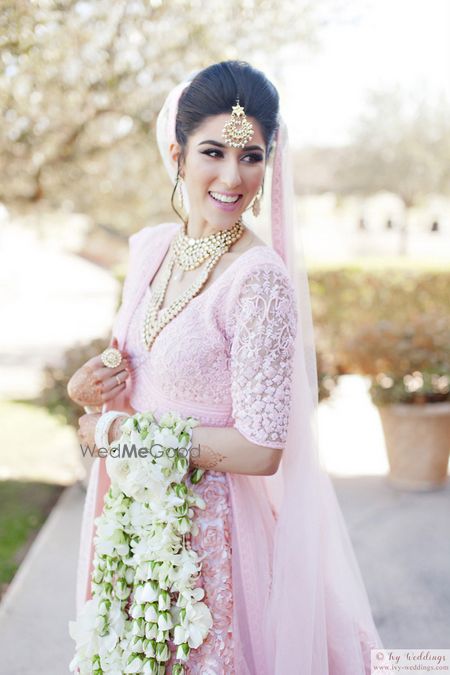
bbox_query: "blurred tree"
[0,0,353,233]
[336,88,450,203]
[333,87,450,252]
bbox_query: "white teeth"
[210,191,240,203]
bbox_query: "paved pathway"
[0,485,81,675]
[0,473,448,674]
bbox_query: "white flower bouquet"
[69,411,212,675]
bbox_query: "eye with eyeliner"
[200,149,264,163]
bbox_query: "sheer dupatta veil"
[154,73,383,673]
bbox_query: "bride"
[68,60,382,673]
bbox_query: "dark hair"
[171,60,280,220]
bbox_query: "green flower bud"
[143,638,156,658]
[176,456,189,474]
[190,468,205,484]
[155,641,170,663]
[174,502,188,516]
[115,579,131,600]
[177,516,191,535]
[176,642,190,662]
[172,664,185,675]
[158,590,170,611]
[175,482,188,497]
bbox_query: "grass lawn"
[0,480,64,598]
[0,400,83,484]
[0,399,84,599]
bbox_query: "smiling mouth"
[208,191,243,204]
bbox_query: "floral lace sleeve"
[229,265,298,449]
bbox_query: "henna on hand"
[192,443,227,470]
[68,367,102,406]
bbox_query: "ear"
[169,142,184,178]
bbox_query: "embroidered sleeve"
[229,266,298,449]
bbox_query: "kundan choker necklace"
[142,218,245,350]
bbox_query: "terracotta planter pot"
[378,402,450,491]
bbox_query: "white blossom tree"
[0,0,355,231]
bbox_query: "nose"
[220,157,242,190]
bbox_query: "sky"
[278,0,450,148]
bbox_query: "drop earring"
[177,172,184,212]
[252,186,263,217]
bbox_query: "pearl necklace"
[142,218,245,350]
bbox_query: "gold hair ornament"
[222,99,254,148]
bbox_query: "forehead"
[189,113,265,146]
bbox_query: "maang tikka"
[222,99,254,148]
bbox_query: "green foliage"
[0,481,63,596]
[309,265,450,405]
[369,369,450,406]
[316,349,338,402]
[344,316,450,405]
[310,266,450,369]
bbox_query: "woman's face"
[170,113,266,228]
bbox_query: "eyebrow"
[198,140,265,152]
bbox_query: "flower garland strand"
[69,411,212,675]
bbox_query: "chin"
[207,206,246,226]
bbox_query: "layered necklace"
[142,217,245,350]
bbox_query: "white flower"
[175,642,191,662]
[172,549,201,589]
[145,622,158,640]
[158,411,178,427]
[125,653,145,673]
[158,590,171,611]
[173,601,213,649]
[190,493,206,510]
[106,456,132,489]
[69,598,99,651]
[157,610,173,631]
[142,637,156,657]
[155,641,170,662]
[144,604,159,622]
[70,411,212,672]
[135,580,159,604]
[109,598,127,636]
[131,617,146,637]
[130,603,144,619]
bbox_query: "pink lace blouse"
[122,221,298,446]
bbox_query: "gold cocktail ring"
[101,347,123,369]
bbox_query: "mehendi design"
[194,444,227,470]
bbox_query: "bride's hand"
[67,337,131,408]
[77,412,101,450]
[77,412,128,449]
